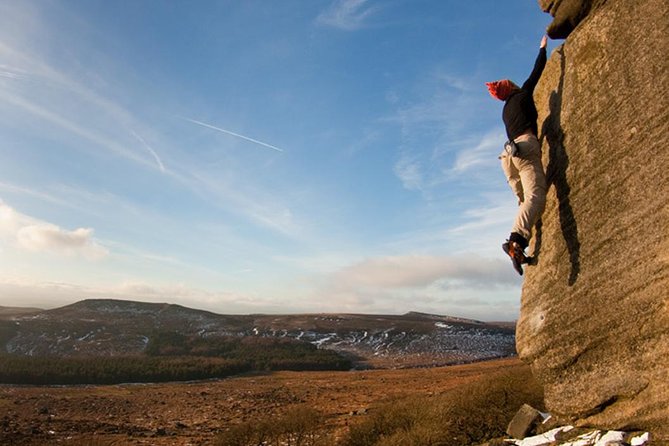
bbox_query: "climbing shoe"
[502,240,530,276]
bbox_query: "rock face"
[538,0,608,39]
[517,0,669,438]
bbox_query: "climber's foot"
[502,241,530,276]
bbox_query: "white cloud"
[17,225,101,258]
[300,255,522,319]
[0,201,108,260]
[436,73,472,93]
[450,129,504,174]
[383,72,496,193]
[393,154,424,191]
[316,0,381,30]
[332,254,516,289]
[448,201,515,237]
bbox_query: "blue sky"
[0,0,552,320]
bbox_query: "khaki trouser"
[499,134,547,242]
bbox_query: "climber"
[486,35,548,276]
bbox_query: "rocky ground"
[0,357,524,445]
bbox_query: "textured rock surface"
[537,0,608,39]
[507,404,544,439]
[517,0,669,437]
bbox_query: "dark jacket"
[503,47,547,140]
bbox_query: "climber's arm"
[521,36,548,92]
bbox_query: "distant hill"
[1,299,515,368]
[0,306,43,318]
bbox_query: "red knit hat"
[485,79,517,101]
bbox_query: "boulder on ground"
[507,404,544,439]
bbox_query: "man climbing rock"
[486,35,548,275]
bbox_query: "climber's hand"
[540,35,548,49]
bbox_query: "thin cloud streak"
[1,91,153,169]
[184,117,284,153]
[131,130,166,173]
[316,0,381,31]
[449,206,511,235]
[0,181,72,208]
[449,129,503,174]
[394,154,424,191]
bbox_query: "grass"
[213,365,544,446]
[339,366,544,446]
[216,405,333,446]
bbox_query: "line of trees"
[0,354,250,385]
[146,331,352,372]
[0,332,351,385]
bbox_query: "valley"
[1,299,515,370]
[0,300,521,444]
[0,357,525,446]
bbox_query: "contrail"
[131,130,166,172]
[184,117,284,153]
